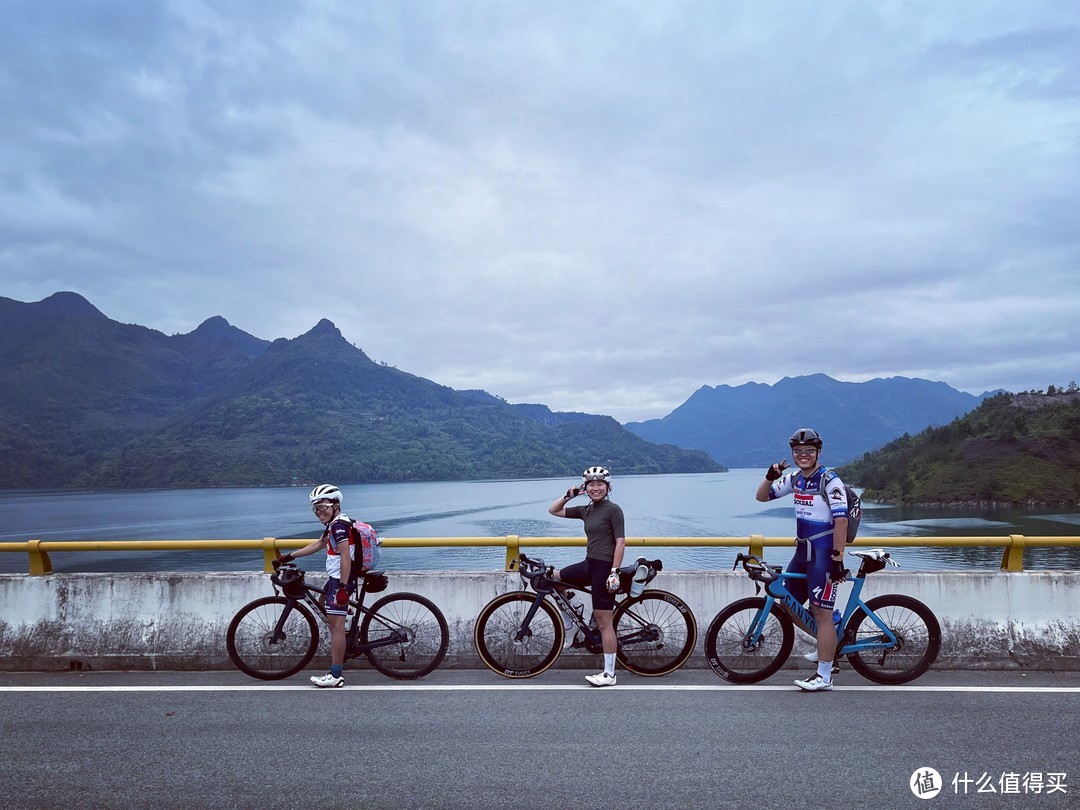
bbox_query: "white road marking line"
[1,684,1077,693]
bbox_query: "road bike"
[474,552,697,678]
[226,562,448,680]
[704,549,941,684]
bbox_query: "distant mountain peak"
[38,291,106,319]
[194,315,231,330]
[309,318,342,337]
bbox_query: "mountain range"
[0,292,721,488]
[626,375,997,467]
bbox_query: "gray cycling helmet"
[309,484,342,504]
[789,428,823,449]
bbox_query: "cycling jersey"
[322,515,356,580]
[564,499,625,561]
[767,467,849,542]
[767,467,849,610]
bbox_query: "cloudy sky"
[3,1,1079,422]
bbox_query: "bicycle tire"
[704,596,794,683]
[613,590,697,676]
[360,592,449,680]
[474,592,565,678]
[226,596,319,680]
[844,594,941,684]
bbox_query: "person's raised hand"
[765,460,789,481]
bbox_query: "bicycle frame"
[513,566,661,653]
[270,570,405,658]
[749,563,899,658]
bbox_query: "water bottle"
[563,591,585,630]
[832,608,842,635]
[630,563,649,598]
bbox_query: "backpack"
[820,469,862,543]
[349,519,383,571]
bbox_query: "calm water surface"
[1,470,1077,574]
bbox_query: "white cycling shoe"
[794,674,833,692]
[585,671,617,687]
[310,672,345,688]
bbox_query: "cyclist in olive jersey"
[757,429,849,692]
[548,466,626,687]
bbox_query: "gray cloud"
[2,1,1078,421]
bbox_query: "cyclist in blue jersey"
[276,484,379,688]
[548,466,626,687]
[756,429,849,692]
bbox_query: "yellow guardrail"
[2,535,1079,575]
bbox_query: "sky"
[2,1,1079,423]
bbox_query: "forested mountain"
[0,293,721,488]
[838,392,1080,505]
[625,374,994,466]
[0,292,270,487]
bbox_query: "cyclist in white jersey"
[276,484,373,688]
[756,428,849,692]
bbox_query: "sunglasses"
[312,502,336,512]
[791,447,818,457]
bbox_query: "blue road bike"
[705,549,941,684]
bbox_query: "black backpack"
[821,469,862,543]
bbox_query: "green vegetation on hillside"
[838,392,1080,505]
[0,295,722,488]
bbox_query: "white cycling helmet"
[309,484,342,504]
[582,466,611,483]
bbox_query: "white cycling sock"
[604,653,616,676]
[817,661,833,682]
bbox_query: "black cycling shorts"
[559,557,616,611]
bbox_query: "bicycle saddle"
[851,549,899,566]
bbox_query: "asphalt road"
[1,667,1077,810]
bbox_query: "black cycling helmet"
[789,428,823,449]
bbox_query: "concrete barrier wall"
[1,570,1077,672]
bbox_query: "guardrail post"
[27,539,52,575]
[262,538,279,572]
[504,536,520,571]
[749,534,764,558]
[1001,535,1026,572]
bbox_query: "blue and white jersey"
[768,467,849,542]
[321,515,355,579]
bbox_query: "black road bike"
[226,562,449,680]
[474,552,697,678]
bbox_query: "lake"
[1,470,1078,574]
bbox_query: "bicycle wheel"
[474,592,564,678]
[226,596,319,680]
[704,597,794,683]
[844,594,941,684]
[361,593,449,680]
[613,590,697,676]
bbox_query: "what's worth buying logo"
[911,768,943,799]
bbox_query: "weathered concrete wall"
[1,570,1077,671]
